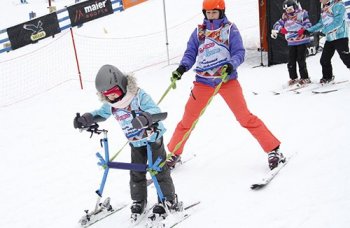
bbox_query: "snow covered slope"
[1,0,350,228]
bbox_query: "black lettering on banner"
[6,13,61,50]
[67,0,114,27]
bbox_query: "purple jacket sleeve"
[179,28,199,71]
[273,18,285,31]
[228,24,245,69]
[273,12,288,31]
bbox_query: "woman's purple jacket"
[179,16,245,87]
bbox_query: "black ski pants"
[287,44,309,80]
[320,38,350,80]
[129,137,175,202]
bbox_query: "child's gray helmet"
[95,64,127,94]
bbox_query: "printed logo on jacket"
[67,0,114,27]
[6,13,61,50]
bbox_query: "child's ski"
[145,201,201,228]
[129,205,154,227]
[79,200,127,227]
[169,201,201,228]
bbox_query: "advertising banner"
[7,13,61,50]
[67,0,114,27]
[122,0,147,9]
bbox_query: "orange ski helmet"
[203,0,225,10]
[202,0,226,19]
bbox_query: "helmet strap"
[202,9,207,19]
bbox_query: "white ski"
[252,82,314,95]
[250,161,288,190]
[146,201,200,228]
[251,153,296,190]
[169,201,200,228]
[311,80,350,94]
[129,205,154,227]
[79,203,127,227]
[271,83,311,95]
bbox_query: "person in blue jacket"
[271,0,312,86]
[73,64,180,219]
[304,0,350,83]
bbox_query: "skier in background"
[271,0,312,86]
[73,65,180,220]
[303,0,350,83]
[166,0,284,171]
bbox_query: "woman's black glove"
[223,63,233,75]
[171,65,186,81]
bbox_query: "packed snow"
[1,0,350,227]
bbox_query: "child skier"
[271,0,312,86]
[303,0,350,83]
[73,64,180,220]
[166,0,284,171]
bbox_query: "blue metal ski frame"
[95,129,166,202]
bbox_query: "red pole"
[70,28,84,90]
[49,0,51,7]
[258,0,268,51]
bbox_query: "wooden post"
[70,28,84,90]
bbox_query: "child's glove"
[131,112,153,129]
[171,65,186,81]
[280,27,288,35]
[297,28,305,36]
[73,113,94,129]
[271,29,278,39]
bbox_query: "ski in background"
[271,82,314,95]
[253,79,349,95]
[311,80,350,94]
